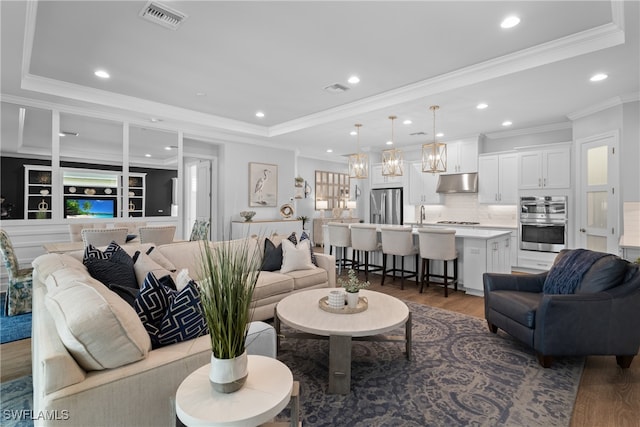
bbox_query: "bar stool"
[380,226,419,290]
[350,223,383,282]
[417,227,458,297]
[327,222,353,275]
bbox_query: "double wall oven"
[519,196,568,253]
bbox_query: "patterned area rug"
[276,301,584,427]
[0,294,32,344]
[0,375,32,427]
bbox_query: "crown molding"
[484,122,572,140]
[566,92,639,120]
[268,21,625,137]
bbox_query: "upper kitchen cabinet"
[478,152,517,204]
[518,144,571,190]
[370,162,405,188]
[443,138,478,175]
[408,162,442,205]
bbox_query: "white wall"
[481,128,573,154]
[622,101,640,202]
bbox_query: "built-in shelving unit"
[24,165,52,220]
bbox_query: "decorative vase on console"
[198,238,261,393]
[338,269,370,309]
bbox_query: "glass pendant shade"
[349,124,368,179]
[421,105,447,173]
[382,115,403,176]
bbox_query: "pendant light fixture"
[349,124,369,179]
[422,105,447,173]
[381,115,403,177]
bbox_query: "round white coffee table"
[275,289,411,394]
[175,355,293,427]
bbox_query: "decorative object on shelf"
[198,238,262,393]
[296,216,309,230]
[338,269,370,309]
[382,115,403,177]
[129,201,136,211]
[422,105,447,173]
[128,191,135,196]
[68,186,76,193]
[332,207,343,219]
[37,199,48,211]
[346,200,357,218]
[249,162,278,207]
[280,204,294,219]
[239,211,256,222]
[316,200,328,218]
[37,172,50,184]
[104,188,112,195]
[294,176,305,187]
[39,189,49,196]
[348,124,368,179]
[84,188,96,195]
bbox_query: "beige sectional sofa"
[31,237,335,426]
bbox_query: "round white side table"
[176,355,293,427]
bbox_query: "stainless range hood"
[436,173,478,193]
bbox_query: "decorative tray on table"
[318,296,368,314]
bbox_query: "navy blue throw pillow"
[300,231,317,266]
[134,272,208,348]
[263,238,283,271]
[84,243,138,289]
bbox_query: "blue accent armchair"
[483,249,640,368]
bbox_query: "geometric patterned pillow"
[300,231,317,266]
[134,272,207,348]
[83,241,122,262]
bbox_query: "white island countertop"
[413,226,512,239]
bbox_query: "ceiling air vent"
[410,132,427,136]
[139,1,188,30]
[323,83,350,94]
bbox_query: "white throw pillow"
[133,251,172,286]
[280,239,315,273]
[45,278,151,371]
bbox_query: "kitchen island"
[323,224,512,297]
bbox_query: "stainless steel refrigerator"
[370,187,403,225]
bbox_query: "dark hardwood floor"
[1,268,638,426]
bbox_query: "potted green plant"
[296,215,309,230]
[294,176,305,187]
[338,269,370,308]
[198,238,262,393]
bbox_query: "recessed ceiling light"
[403,119,412,125]
[350,130,357,136]
[386,140,393,145]
[590,73,608,82]
[501,16,520,29]
[150,118,163,123]
[326,149,333,153]
[476,103,489,110]
[255,111,265,118]
[436,132,444,138]
[164,146,172,151]
[502,120,513,127]
[94,69,110,79]
[145,153,151,158]
[196,92,207,96]
[59,131,78,137]
[348,75,360,84]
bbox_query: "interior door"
[578,132,619,253]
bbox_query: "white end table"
[175,355,297,427]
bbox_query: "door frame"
[575,130,620,253]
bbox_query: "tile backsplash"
[409,193,517,226]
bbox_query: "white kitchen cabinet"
[408,162,442,205]
[460,231,511,296]
[518,145,571,190]
[370,163,405,188]
[443,138,478,174]
[478,152,517,204]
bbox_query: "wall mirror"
[315,170,350,210]
[0,102,52,220]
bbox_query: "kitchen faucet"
[420,205,426,225]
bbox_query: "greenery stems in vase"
[338,269,370,293]
[198,239,262,359]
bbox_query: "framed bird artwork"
[249,162,278,207]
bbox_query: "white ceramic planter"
[346,291,359,308]
[209,351,248,393]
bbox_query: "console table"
[231,219,302,239]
